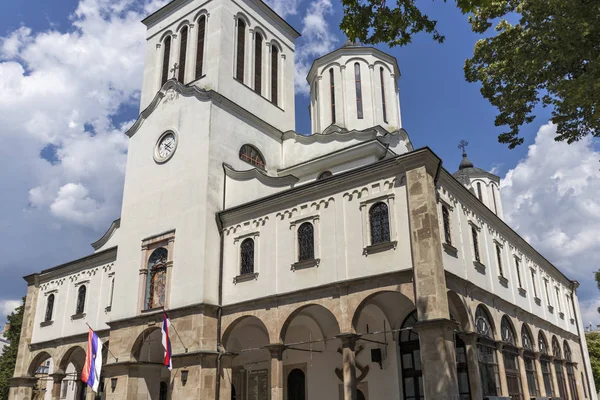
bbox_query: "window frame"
[329,68,336,124]
[233,231,260,283]
[469,221,483,268]
[235,18,246,82]
[379,67,388,123]
[254,32,263,94]
[75,284,87,316]
[161,35,172,86]
[195,15,207,79]
[138,230,175,313]
[271,44,279,106]
[354,63,363,119]
[290,215,320,270]
[178,25,188,83]
[239,144,266,170]
[360,194,397,255]
[44,292,56,324]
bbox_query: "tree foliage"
[0,298,25,399]
[340,0,600,148]
[586,332,600,391]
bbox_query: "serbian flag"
[81,328,103,392]
[162,312,172,370]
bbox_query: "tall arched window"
[271,45,279,105]
[369,202,390,245]
[178,26,188,82]
[45,294,54,322]
[539,332,554,397]
[235,19,246,81]
[442,205,451,245]
[145,248,168,310]
[477,182,483,201]
[471,225,480,262]
[239,144,265,169]
[76,285,86,315]
[475,305,500,397]
[500,316,522,398]
[564,341,580,400]
[491,184,498,214]
[553,336,569,399]
[240,238,254,275]
[297,222,314,261]
[399,311,423,400]
[496,244,504,277]
[380,67,387,123]
[329,68,336,124]
[354,63,363,119]
[195,16,206,79]
[161,36,172,86]
[287,369,305,400]
[254,33,263,94]
[522,325,539,397]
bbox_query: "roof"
[453,152,500,183]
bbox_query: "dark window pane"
[45,294,54,322]
[271,46,278,105]
[76,285,86,314]
[354,63,363,119]
[330,68,335,124]
[369,202,390,245]
[380,67,387,123]
[442,205,451,245]
[236,20,245,81]
[240,238,254,275]
[178,26,188,82]
[472,226,480,262]
[161,37,171,86]
[297,222,314,261]
[195,16,206,79]
[254,34,262,94]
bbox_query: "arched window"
[369,202,390,245]
[500,317,516,345]
[553,336,569,399]
[287,369,305,400]
[496,244,504,277]
[477,182,483,201]
[475,306,500,396]
[235,19,246,81]
[76,285,86,315]
[329,68,336,124]
[239,144,266,169]
[271,45,279,105]
[354,63,363,119]
[399,311,422,399]
[240,238,254,275]
[491,184,498,214]
[564,341,579,400]
[178,26,188,82]
[317,170,332,180]
[145,248,168,310]
[297,222,314,261]
[501,316,523,398]
[45,294,54,322]
[195,16,206,79]
[161,36,172,86]
[380,67,387,123]
[254,33,263,94]
[471,225,480,262]
[442,205,451,245]
[521,325,539,396]
[538,332,554,396]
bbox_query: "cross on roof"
[170,63,179,79]
[458,140,469,155]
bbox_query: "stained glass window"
[472,226,480,262]
[254,33,262,94]
[178,26,188,82]
[369,202,390,245]
[239,144,266,169]
[236,19,246,81]
[76,285,86,314]
[195,16,206,79]
[240,238,254,275]
[442,205,451,245]
[298,222,314,261]
[45,294,54,322]
[146,247,168,310]
[161,36,171,86]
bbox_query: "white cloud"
[264,0,303,18]
[0,300,21,319]
[294,0,338,95]
[501,123,600,324]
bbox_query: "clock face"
[154,131,177,163]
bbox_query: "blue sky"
[0,0,598,326]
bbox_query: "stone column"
[218,355,234,400]
[459,332,483,400]
[561,360,573,400]
[517,349,531,397]
[267,344,286,400]
[7,376,37,400]
[495,343,509,396]
[405,162,459,400]
[12,275,40,378]
[550,357,561,398]
[337,333,360,400]
[534,353,547,397]
[50,372,66,400]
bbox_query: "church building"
[8,0,597,399]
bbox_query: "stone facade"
[9,0,596,399]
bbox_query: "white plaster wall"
[31,261,114,344]
[222,175,412,305]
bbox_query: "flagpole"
[86,323,119,362]
[162,306,189,353]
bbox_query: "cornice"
[90,218,121,250]
[218,147,440,227]
[29,247,118,283]
[439,169,572,285]
[281,126,412,151]
[223,163,299,187]
[29,329,110,350]
[126,79,284,142]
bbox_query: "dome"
[458,153,474,170]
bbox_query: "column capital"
[496,341,505,351]
[8,376,37,387]
[457,331,479,344]
[50,372,66,382]
[336,333,361,349]
[265,344,287,360]
[413,318,458,333]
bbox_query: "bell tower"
[306,40,402,134]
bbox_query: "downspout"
[215,165,227,400]
[570,280,594,398]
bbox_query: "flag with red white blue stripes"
[161,312,172,370]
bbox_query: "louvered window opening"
[254,34,263,94]
[369,202,390,245]
[236,20,246,81]
[195,16,206,79]
[380,67,387,123]
[178,26,188,82]
[298,222,315,261]
[240,238,255,275]
[271,46,278,106]
[161,37,171,86]
[329,68,336,124]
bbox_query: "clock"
[154,131,178,163]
